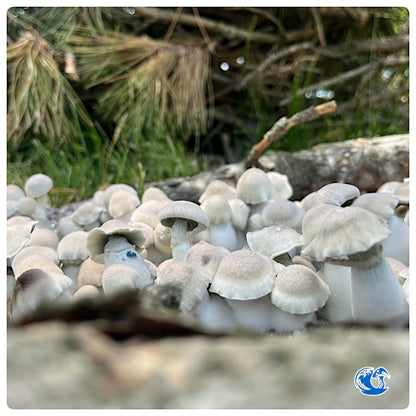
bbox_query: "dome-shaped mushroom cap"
[262,200,305,232]
[24,173,53,198]
[16,196,37,217]
[13,245,59,266]
[27,227,59,250]
[142,187,171,203]
[199,180,236,203]
[302,204,342,245]
[308,183,360,208]
[108,190,140,219]
[352,192,399,221]
[394,181,409,204]
[86,220,147,263]
[209,249,276,300]
[235,168,277,204]
[267,171,293,200]
[7,184,26,201]
[183,241,229,284]
[200,195,232,225]
[71,201,104,227]
[131,199,169,228]
[247,225,304,258]
[228,198,250,230]
[155,261,208,312]
[271,264,330,314]
[159,200,209,232]
[77,257,105,287]
[103,183,138,208]
[7,216,38,258]
[57,230,89,263]
[101,264,142,296]
[302,206,391,262]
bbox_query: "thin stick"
[246,100,337,167]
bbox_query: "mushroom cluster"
[7,169,409,332]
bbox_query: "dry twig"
[246,100,337,167]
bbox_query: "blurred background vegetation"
[7,7,409,206]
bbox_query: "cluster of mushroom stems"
[7,168,409,333]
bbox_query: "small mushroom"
[269,264,330,333]
[72,284,102,300]
[71,201,104,231]
[77,257,105,288]
[102,264,146,296]
[209,249,276,332]
[131,200,170,229]
[142,187,172,203]
[235,168,277,205]
[7,184,25,201]
[24,173,53,219]
[267,171,293,200]
[9,268,69,324]
[200,195,238,251]
[86,220,153,288]
[261,199,305,233]
[159,200,209,261]
[26,227,59,250]
[108,189,140,221]
[199,180,236,203]
[302,183,360,210]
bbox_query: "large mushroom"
[302,206,408,326]
[159,200,209,261]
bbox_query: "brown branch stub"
[246,100,337,167]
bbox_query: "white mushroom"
[159,200,209,261]
[261,200,305,233]
[108,189,140,221]
[235,168,277,205]
[267,171,293,200]
[24,173,53,219]
[199,180,236,203]
[7,184,25,201]
[7,216,38,263]
[302,206,408,326]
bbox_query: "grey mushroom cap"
[247,225,304,258]
[159,200,209,232]
[235,168,277,204]
[86,220,147,263]
[24,173,53,198]
[271,264,330,314]
[261,200,305,232]
[302,206,391,262]
[307,183,360,208]
[209,249,276,300]
[352,192,399,221]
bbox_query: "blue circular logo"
[354,367,390,396]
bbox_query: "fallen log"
[149,133,409,201]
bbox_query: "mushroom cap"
[183,241,229,284]
[267,171,293,200]
[261,200,305,232]
[72,284,102,300]
[27,227,59,250]
[246,213,264,232]
[301,204,342,245]
[302,206,391,262]
[235,168,277,204]
[7,200,20,218]
[128,221,155,247]
[131,199,169,228]
[209,249,276,300]
[10,268,64,324]
[77,257,105,287]
[13,245,59,266]
[15,196,37,217]
[153,222,172,255]
[309,183,360,208]
[377,180,402,194]
[103,183,138,208]
[198,180,236,203]
[352,192,399,221]
[159,200,209,232]
[86,220,147,263]
[101,264,142,296]
[108,190,140,219]
[155,261,208,312]
[142,187,171,203]
[247,225,304,258]
[271,264,330,314]
[228,198,250,230]
[57,216,84,239]
[394,181,409,204]
[200,195,232,225]
[71,201,104,227]
[7,184,26,201]
[24,173,53,198]
[7,216,38,258]
[57,230,89,264]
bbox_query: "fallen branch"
[132,7,279,43]
[246,100,337,167]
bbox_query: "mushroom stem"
[351,255,408,325]
[170,219,191,261]
[104,236,153,289]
